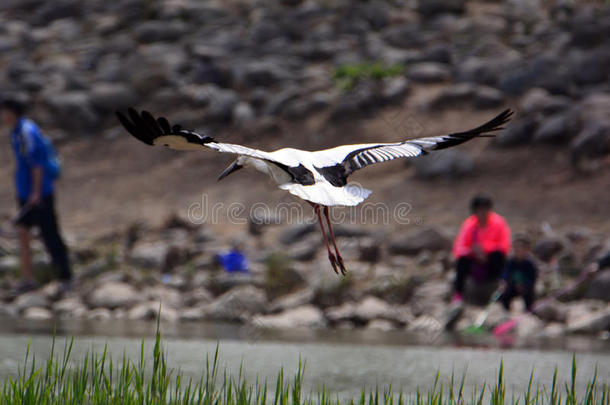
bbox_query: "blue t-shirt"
[10,118,55,201]
[218,250,249,272]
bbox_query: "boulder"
[268,288,315,313]
[516,312,544,337]
[367,319,395,331]
[232,102,256,126]
[533,238,564,262]
[494,118,537,147]
[206,285,267,322]
[255,305,326,329]
[534,299,568,322]
[567,308,610,334]
[519,88,571,115]
[279,223,316,245]
[45,91,100,131]
[13,292,49,312]
[134,21,188,43]
[416,0,466,18]
[86,308,113,321]
[88,282,141,309]
[406,63,451,83]
[53,297,88,319]
[389,227,452,256]
[412,149,474,179]
[129,242,168,269]
[584,271,610,301]
[128,302,179,322]
[533,112,580,143]
[353,296,393,321]
[570,120,610,165]
[473,86,504,109]
[89,83,138,111]
[23,307,53,321]
[381,77,410,103]
[142,286,183,308]
[183,287,214,307]
[428,83,477,110]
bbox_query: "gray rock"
[367,319,395,331]
[129,242,168,269]
[389,227,452,256]
[570,120,610,165]
[45,91,100,131]
[585,271,610,302]
[494,118,537,147]
[268,288,315,313]
[412,149,474,179]
[86,308,113,321]
[570,47,610,85]
[533,113,580,143]
[427,83,477,110]
[206,87,239,122]
[473,86,504,109]
[89,83,138,111]
[533,238,564,262]
[534,299,568,322]
[239,61,291,87]
[206,285,267,321]
[264,87,301,116]
[53,297,88,318]
[255,305,326,329]
[382,25,425,49]
[279,223,316,245]
[134,20,189,43]
[567,308,610,334]
[406,63,451,83]
[416,0,466,18]
[283,92,333,118]
[128,302,179,322]
[353,296,393,321]
[232,102,256,126]
[13,292,49,312]
[23,307,53,320]
[88,282,141,309]
[516,313,544,337]
[142,286,183,308]
[519,88,571,115]
[183,287,214,307]
[381,77,410,103]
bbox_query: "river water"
[0,317,608,400]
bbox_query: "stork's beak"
[217,161,243,181]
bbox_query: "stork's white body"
[240,147,373,207]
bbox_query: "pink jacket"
[452,212,511,258]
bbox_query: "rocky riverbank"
[0,0,608,172]
[0,213,608,339]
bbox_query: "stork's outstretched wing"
[116,108,277,162]
[315,109,513,176]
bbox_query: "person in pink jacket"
[452,195,511,303]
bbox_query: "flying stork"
[116,108,513,275]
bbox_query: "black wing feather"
[116,109,216,147]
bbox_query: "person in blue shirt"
[2,97,71,291]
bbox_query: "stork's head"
[217,156,246,181]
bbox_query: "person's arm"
[28,166,43,206]
[452,219,473,258]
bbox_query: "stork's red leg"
[313,204,338,274]
[323,206,346,275]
